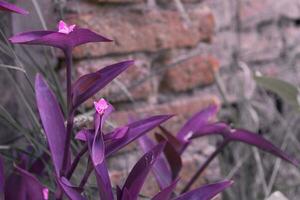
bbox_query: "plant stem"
[66,144,88,179]
[180,139,229,193]
[79,159,94,190]
[61,49,74,176]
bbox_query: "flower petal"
[122,143,165,200]
[35,74,67,175]
[72,60,134,109]
[105,115,173,156]
[174,180,233,200]
[0,1,28,14]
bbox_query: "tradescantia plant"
[0,2,299,200]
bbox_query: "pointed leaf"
[106,115,172,157]
[75,129,93,141]
[58,177,86,200]
[230,129,299,166]
[0,1,28,14]
[174,180,233,200]
[159,126,182,153]
[10,28,111,50]
[5,166,45,200]
[72,60,134,109]
[86,132,114,200]
[104,126,129,141]
[191,123,299,167]
[177,105,218,143]
[138,135,172,189]
[151,179,179,200]
[155,133,182,180]
[35,74,67,176]
[92,114,105,166]
[122,143,165,200]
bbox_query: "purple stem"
[180,139,229,193]
[79,159,94,190]
[61,48,74,176]
[66,144,88,179]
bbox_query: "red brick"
[74,55,153,104]
[161,55,220,92]
[65,6,214,58]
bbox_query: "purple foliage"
[0,0,28,15]
[0,8,297,200]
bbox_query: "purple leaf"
[155,133,182,180]
[116,185,122,200]
[230,129,299,166]
[58,177,86,200]
[151,179,179,200]
[104,126,129,141]
[191,123,299,167]
[0,1,28,14]
[177,105,218,144]
[86,133,114,200]
[75,129,93,141]
[92,114,105,166]
[159,126,182,153]
[121,188,133,200]
[29,153,50,175]
[138,135,172,189]
[106,115,173,157]
[35,74,67,176]
[72,60,134,109]
[5,166,45,200]
[122,143,166,200]
[174,180,233,200]
[9,28,111,50]
[92,130,105,166]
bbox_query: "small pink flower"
[42,188,49,200]
[94,98,109,115]
[58,20,76,34]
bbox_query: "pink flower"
[58,20,76,34]
[42,188,49,200]
[94,98,109,115]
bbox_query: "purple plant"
[138,105,299,193]
[0,3,298,200]
[0,0,28,15]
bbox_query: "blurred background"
[1,0,300,199]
